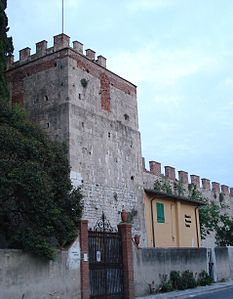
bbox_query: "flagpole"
[62,0,64,33]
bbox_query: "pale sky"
[7,0,233,187]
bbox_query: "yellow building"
[144,189,202,248]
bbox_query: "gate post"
[79,220,90,299]
[118,223,134,299]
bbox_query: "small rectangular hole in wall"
[124,113,129,121]
[46,122,50,128]
[108,132,111,138]
[78,93,81,100]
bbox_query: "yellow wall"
[179,203,200,247]
[144,193,201,248]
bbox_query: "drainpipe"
[195,207,200,248]
[150,198,156,247]
[176,201,182,247]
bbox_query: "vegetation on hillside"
[0,0,83,259]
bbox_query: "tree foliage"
[216,214,233,246]
[0,0,13,102]
[188,179,233,246]
[198,202,221,239]
[199,196,233,246]
[0,105,83,259]
[0,1,83,259]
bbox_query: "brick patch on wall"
[7,59,57,105]
[69,52,136,95]
[7,49,136,106]
[100,73,110,112]
[12,80,24,105]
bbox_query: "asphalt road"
[189,286,233,299]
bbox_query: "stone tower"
[6,34,145,234]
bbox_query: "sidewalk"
[136,279,233,299]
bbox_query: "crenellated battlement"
[6,33,107,69]
[142,157,233,197]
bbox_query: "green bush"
[181,270,197,289]
[0,106,84,259]
[170,270,196,290]
[197,271,213,286]
[158,270,212,294]
[158,274,173,293]
[170,271,182,290]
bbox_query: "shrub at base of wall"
[156,270,212,294]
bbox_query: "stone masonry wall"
[133,246,233,296]
[6,34,146,241]
[133,246,208,296]
[67,53,144,234]
[0,247,81,299]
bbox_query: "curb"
[136,280,233,299]
[170,284,233,299]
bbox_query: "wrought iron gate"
[88,213,124,299]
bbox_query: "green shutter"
[156,202,165,223]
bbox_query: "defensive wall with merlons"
[142,158,233,247]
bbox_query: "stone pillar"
[118,223,134,299]
[230,188,233,197]
[19,47,31,61]
[97,55,107,68]
[212,182,220,193]
[221,185,229,195]
[54,33,70,51]
[202,178,210,191]
[73,41,84,54]
[7,54,14,65]
[36,40,48,55]
[86,49,96,60]
[78,220,90,299]
[178,171,188,185]
[149,161,161,176]
[190,175,200,188]
[165,166,176,180]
